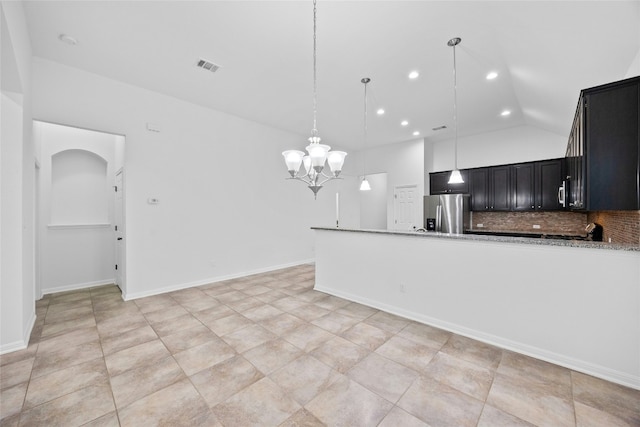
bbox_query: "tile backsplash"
[470,211,588,235]
[471,210,640,244]
[587,210,640,245]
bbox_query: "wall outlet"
[477,223,484,228]
[532,224,541,229]
[399,284,406,293]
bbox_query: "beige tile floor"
[1,264,639,426]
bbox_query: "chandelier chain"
[312,0,318,134]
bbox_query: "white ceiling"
[22,1,640,151]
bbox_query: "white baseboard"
[315,284,640,391]
[0,310,37,355]
[123,259,315,301]
[41,279,115,296]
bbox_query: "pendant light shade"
[283,150,305,176]
[448,169,464,184]
[359,178,371,191]
[327,151,347,175]
[447,37,464,185]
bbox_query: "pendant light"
[448,37,464,184]
[360,77,371,191]
[282,0,347,198]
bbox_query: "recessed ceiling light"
[376,108,385,115]
[501,110,511,116]
[413,131,420,136]
[401,120,409,126]
[486,71,498,80]
[58,34,78,46]
[408,71,419,79]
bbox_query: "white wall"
[360,172,387,230]
[427,125,567,174]
[0,1,35,354]
[315,229,640,390]
[30,57,348,300]
[34,121,120,294]
[359,139,424,230]
[1,92,26,351]
[625,48,640,78]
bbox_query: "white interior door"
[393,185,417,230]
[114,169,125,290]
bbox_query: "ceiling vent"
[432,125,447,131]
[196,58,220,73]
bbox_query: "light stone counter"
[311,227,640,252]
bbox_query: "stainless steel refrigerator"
[423,194,470,234]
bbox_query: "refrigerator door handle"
[436,205,442,232]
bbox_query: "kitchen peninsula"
[312,227,640,390]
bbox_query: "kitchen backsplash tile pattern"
[587,210,640,245]
[470,211,588,235]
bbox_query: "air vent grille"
[196,58,220,73]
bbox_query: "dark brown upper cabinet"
[468,166,511,211]
[536,159,564,211]
[566,76,640,210]
[512,163,536,211]
[461,158,564,212]
[429,170,469,194]
[512,159,564,211]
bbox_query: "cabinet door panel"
[537,159,563,210]
[512,163,535,211]
[429,172,450,194]
[449,172,469,194]
[469,168,489,211]
[491,166,511,211]
[586,83,639,210]
[429,170,469,195]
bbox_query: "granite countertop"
[464,229,587,239]
[312,227,640,252]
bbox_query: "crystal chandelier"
[282,0,347,199]
[448,37,464,184]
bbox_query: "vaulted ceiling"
[23,1,640,151]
